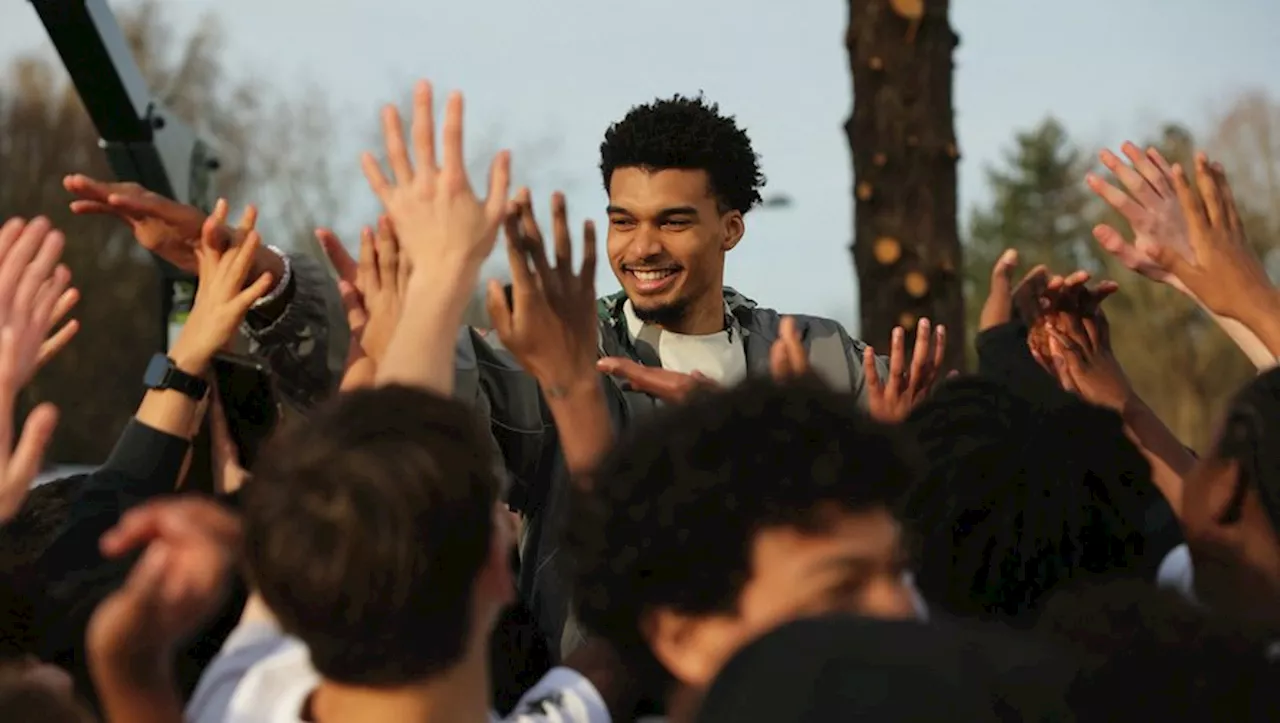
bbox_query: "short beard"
[631,297,690,328]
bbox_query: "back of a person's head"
[1037,580,1280,721]
[568,378,915,688]
[244,385,500,686]
[0,476,83,576]
[0,665,92,723]
[1215,366,1280,536]
[904,377,1156,622]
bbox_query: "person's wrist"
[541,370,603,404]
[167,336,213,377]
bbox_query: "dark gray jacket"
[244,255,888,655]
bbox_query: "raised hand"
[1086,143,1193,288]
[361,80,510,279]
[169,200,275,374]
[1022,270,1118,372]
[0,328,59,523]
[487,189,599,396]
[0,217,75,387]
[1152,155,1273,322]
[64,175,209,273]
[769,316,810,381]
[1044,307,1132,411]
[862,319,945,423]
[87,497,242,676]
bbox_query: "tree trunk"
[845,0,965,371]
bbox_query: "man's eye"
[663,219,691,228]
[610,218,635,229]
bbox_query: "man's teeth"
[634,270,676,281]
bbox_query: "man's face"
[606,167,743,330]
[646,507,917,688]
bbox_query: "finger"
[13,228,65,318]
[485,279,514,339]
[67,200,115,216]
[484,150,513,223]
[1194,153,1225,228]
[907,319,932,394]
[769,335,791,380]
[315,228,359,283]
[0,217,23,269]
[782,316,808,374]
[381,104,414,186]
[580,220,598,288]
[1171,163,1209,244]
[49,286,79,326]
[517,193,554,282]
[410,80,437,177]
[596,357,688,401]
[36,319,79,368]
[62,174,112,201]
[988,248,1018,294]
[1146,147,1175,177]
[224,228,262,291]
[550,192,573,274]
[862,346,883,395]
[360,152,392,204]
[887,327,905,394]
[503,204,535,290]
[375,216,398,292]
[1100,148,1159,205]
[236,205,259,232]
[1091,224,1145,271]
[1121,141,1170,196]
[440,91,465,185]
[199,199,230,254]
[7,401,58,493]
[0,217,52,307]
[1062,270,1090,288]
[337,279,368,331]
[1212,162,1244,234]
[931,324,946,375]
[357,225,376,295]
[232,272,275,312]
[1085,171,1146,223]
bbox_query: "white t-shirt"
[187,621,610,723]
[622,301,747,386]
[1157,543,1197,604]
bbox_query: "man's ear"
[476,504,517,610]
[721,211,744,252]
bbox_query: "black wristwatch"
[143,353,209,400]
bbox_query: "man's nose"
[625,225,664,261]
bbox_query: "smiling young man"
[592,94,892,395]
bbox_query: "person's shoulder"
[187,630,315,723]
[501,666,611,723]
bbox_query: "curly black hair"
[566,378,915,691]
[1214,366,1280,536]
[599,94,766,214]
[903,378,1157,624]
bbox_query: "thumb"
[988,248,1018,294]
[316,228,359,283]
[1148,241,1192,278]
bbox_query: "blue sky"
[3,0,1278,331]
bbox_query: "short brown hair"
[244,386,499,685]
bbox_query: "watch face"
[143,354,171,388]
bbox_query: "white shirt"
[1157,543,1197,604]
[187,621,610,723]
[622,301,747,386]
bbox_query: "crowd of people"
[1,77,1279,722]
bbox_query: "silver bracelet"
[251,245,293,309]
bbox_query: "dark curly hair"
[566,378,915,691]
[599,94,766,214]
[1213,366,1280,535]
[903,377,1156,624]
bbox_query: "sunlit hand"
[0,216,74,386]
[0,329,58,523]
[169,200,275,375]
[1086,143,1193,290]
[361,80,510,280]
[1024,270,1118,372]
[64,175,262,275]
[863,319,945,423]
[1152,155,1274,321]
[769,316,810,381]
[87,497,241,673]
[1045,308,1133,412]
[487,189,599,396]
